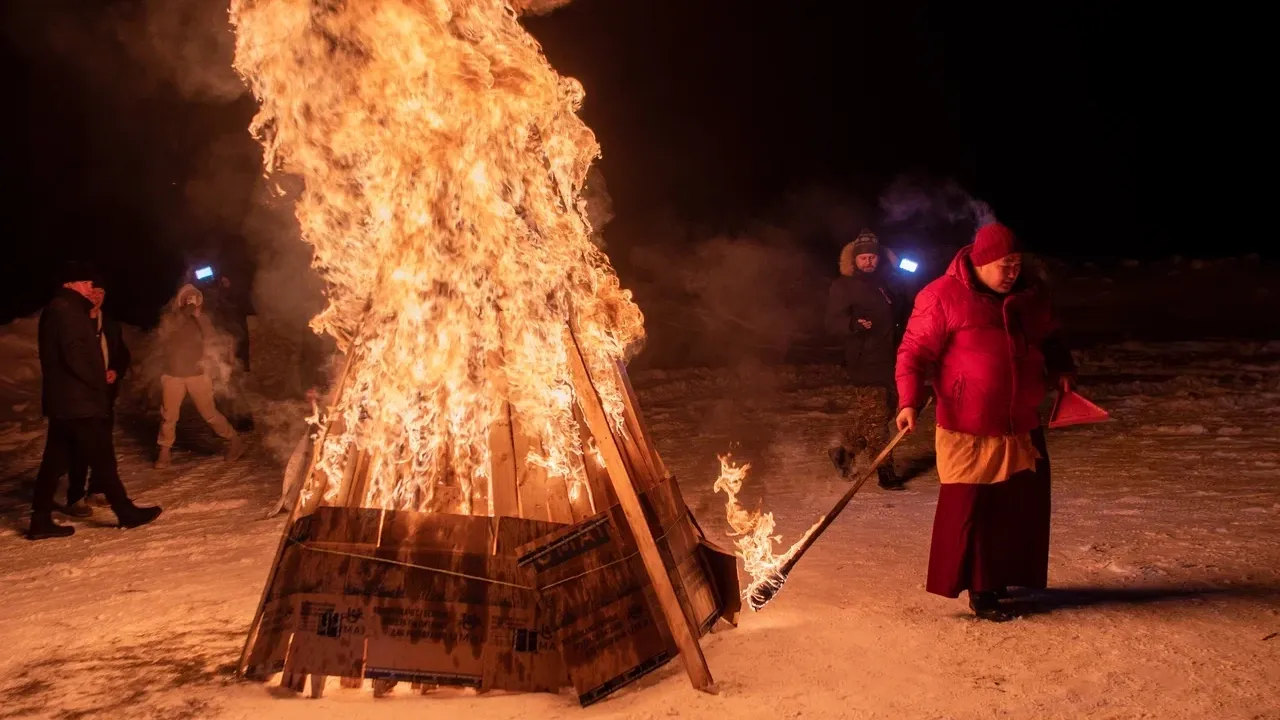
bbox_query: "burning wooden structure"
[228,0,740,703]
[237,331,740,704]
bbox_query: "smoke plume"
[115,0,247,103]
[877,175,995,231]
[623,187,870,369]
[4,0,246,104]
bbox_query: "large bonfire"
[231,0,799,613]
[231,0,643,516]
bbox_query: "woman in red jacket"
[895,223,1075,621]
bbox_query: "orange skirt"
[926,427,1051,598]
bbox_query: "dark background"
[0,0,1256,326]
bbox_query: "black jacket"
[825,268,906,386]
[101,313,131,403]
[39,288,110,419]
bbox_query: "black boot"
[877,465,905,491]
[969,591,1014,622]
[116,504,164,529]
[64,500,94,519]
[828,447,853,479]
[27,514,75,540]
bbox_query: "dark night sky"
[0,0,1255,324]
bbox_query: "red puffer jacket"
[896,245,1071,437]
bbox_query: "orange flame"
[712,454,818,608]
[231,0,643,512]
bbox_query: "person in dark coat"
[825,230,908,489]
[64,282,131,516]
[28,262,162,540]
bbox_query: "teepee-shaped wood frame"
[237,325,735,704]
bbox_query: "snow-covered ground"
[1,326,1279,717]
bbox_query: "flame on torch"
[712,453,819,609]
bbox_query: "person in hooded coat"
[28,262,162,540]
[154,284,245,468]
[64,281,131,517]
[825,230,908,489]
[895,222,1075,621]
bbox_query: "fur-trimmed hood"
[838,242,899,276]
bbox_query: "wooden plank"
[489,401,521,519]
[283,673,307,693]
[544,473,576,523]
[616,417,659,492]
[281,633,306,693]
[573,404,615,512]
[615,360,669,481]
[564,466,596,522]
[309,674,327,699]
[333,447,368,508]
[469,439,490,518]
[564,329,716,693]
[349,450,380,509]
[372,678,397,697]
[512,425,573,524]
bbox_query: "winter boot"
[828,447,853,478]
[27,514,75,540]
[155,446,172,469]
[877,464,905,491]
[64,500,94,519]
[969,591,1013,622]
[225,434,247,462]
[117,504,164,530]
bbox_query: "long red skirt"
[926,428,1051,598]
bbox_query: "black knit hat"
[850,229,879,257]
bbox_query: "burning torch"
[746,397,932,611]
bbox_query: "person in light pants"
[155,284,245,468]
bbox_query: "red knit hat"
[970,222,1021,266]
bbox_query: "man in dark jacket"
[824,230,907,489]
[29,262,162,540]
[64,282,131,517]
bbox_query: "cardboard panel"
[288,595,368,679]
[244,475,733,700]
[699,539,742,628]
[518,513,676,706]
[242,596,296,679]
[251,510,569,692]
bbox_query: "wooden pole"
[747,397,932,611]
[564,329,716,693]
